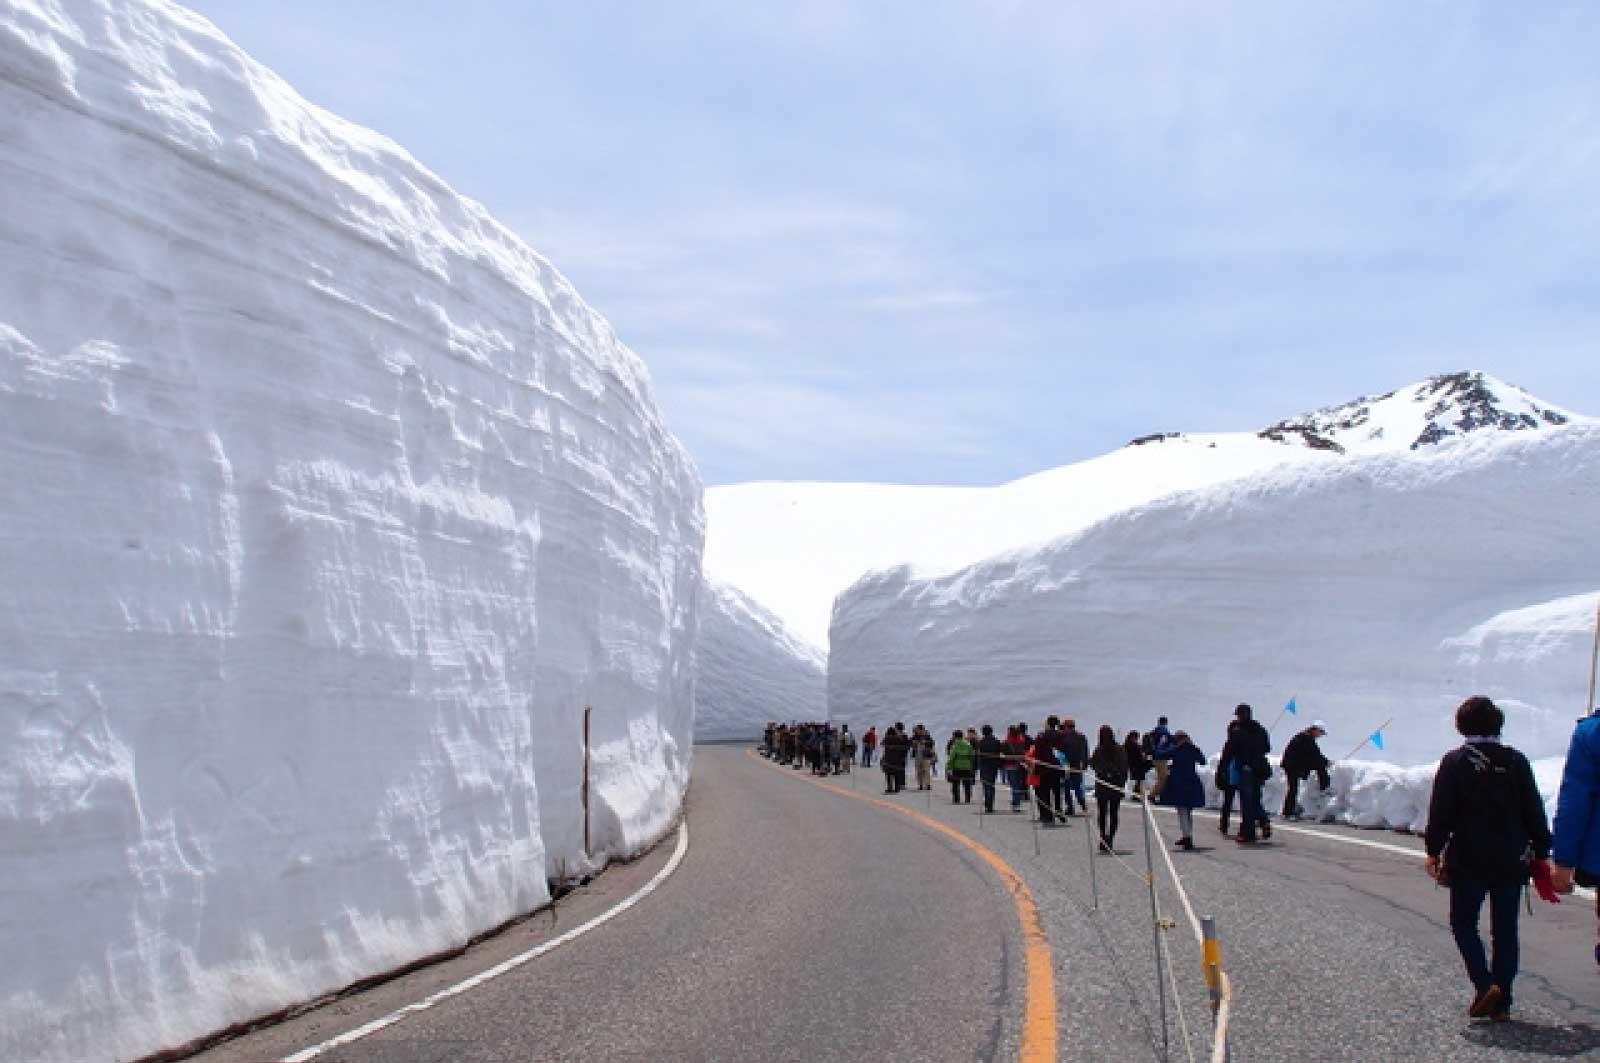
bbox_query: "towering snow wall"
[697,579,826,740]
[829,427,1600,767]
[0,2,702,1061]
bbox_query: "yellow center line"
[747,751,1057,1063]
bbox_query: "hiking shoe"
[1490,1010,1512,1023]
[1469,985,1503,1019]
[1261,822,1272,839]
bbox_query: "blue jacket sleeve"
[1551,719,1599,869]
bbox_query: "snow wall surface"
[830,427,1600,770]
[697,580,826,740]
[0,2,703,1061]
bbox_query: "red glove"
[1530,858,1562,904]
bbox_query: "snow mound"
[828,426,1600,769]
[696,580,826,740]
[1258,370,1588,455]
[707,371,1583,649]
[0,2,701,1061]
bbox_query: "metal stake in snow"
[582,706,592,859]
[1085,798,1099,909]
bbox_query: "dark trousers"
[950,772,973,803]
[883,764,905,792]
[1066,771,1087,814]
[862,747,875,767]
[979,770,999,811]
[1035,768,1062,822]
[1282,770,1330,817]
[1237,768,1268,841]
[1097,793,1122,846]
[1218,786,1236,832]
[1450,878,1523,1008]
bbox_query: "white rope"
[1160,911,1200,1063]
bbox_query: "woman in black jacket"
[1424,696,1553,1022]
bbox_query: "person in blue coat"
[1551,705,1600,968]
[1158,731,1207,850]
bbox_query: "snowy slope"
[828,426,1600,768]
[697,580,826,739]
[707,372,1588,648]
[0,3,701,1061]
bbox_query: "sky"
[186,0,1600,487]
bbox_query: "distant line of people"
[761,692,1600,1023]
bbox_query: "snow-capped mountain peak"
[1257,371,1588,455]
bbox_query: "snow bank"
[0,2,701,1061]
[829,426,1600,769]
[1196,755,1568,834]
[696,580,826,740]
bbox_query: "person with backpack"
[880,723,910,793]
[1215,720,1240,836]
[1061,719,1090,816]
[1424,696,1556,1022]
[976,725,1006,813]
[1124,730,1149,801]
[1004,725,1030,812]
[861,726,877,767]
[1280,721,1331,820]
[946,729,976,804]
[911,724,938,791]
[1229,704,1272,844]
[1550,703,1600,970]
[1090,724,1130,852]
[1030,721,1064,824]
[1146,716,1173,797]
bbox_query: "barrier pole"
[1586,596,1599,714]
[582,706,592,859]
[1143,801,1170,1062]
[1085,797,1099,909]
[1201,915,1229,1061]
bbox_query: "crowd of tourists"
[761,696,1600,1023]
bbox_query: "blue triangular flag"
[1370,729,1385,751]
[1285,697,1298,716]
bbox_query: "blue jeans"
[1008,766,1028,808]
[1450,878,1522,1008]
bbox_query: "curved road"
[196,744,1600,1063]
[196,746,1029,1063]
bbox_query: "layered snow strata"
[0,2,702,1061]
[696,580,826,740]
[828,427,1600,769]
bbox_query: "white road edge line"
[1148,804,1597,898]
[280,821,691,1063]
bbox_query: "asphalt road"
[193,745,1599,1063]
[194,745,1027,1063]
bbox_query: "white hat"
[1312,719,1328,731]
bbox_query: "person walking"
[1424,696,1555,1022]
[1061,719,1090,815]
[1030,720,1066,824]
[1280,721,1331,819]
[976,725,1005,813]
[1124,730,1149,801]
[1004,725,1030,812]
[1146,716,1173,797]
[1229,704,1272,844]
[838,725,856,774]
[880,723,910,793]
[1550,703,1599,969]
[911,725,938,791]
[1216,721,1239,836]
[1159,731,1207,850]
[1090,724,1130,852]
[947,729,976,804]
[861,726,877,768]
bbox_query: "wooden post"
[583,706,592,859]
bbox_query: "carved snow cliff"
[0,1,702,1060]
